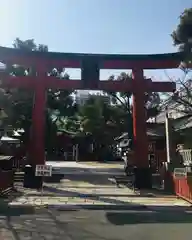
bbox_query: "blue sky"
[0,0,191,81]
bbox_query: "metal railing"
[178,149,192,166]
[174,174,192,203]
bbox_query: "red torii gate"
[0,46,182,189]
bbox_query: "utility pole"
[164,106,175,192]
[165,107,172,165]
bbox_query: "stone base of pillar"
[23,166,43,189]
[134,167,152,189]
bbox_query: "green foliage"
[106,72,160,117]
[106,73,132,112]
[0,38,75,145]
[78,94,129,144]
[165,8,192,116]
[103,72,161,140]
[171,8,192,62]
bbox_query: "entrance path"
[2,161,192,239]
[46,161,124,175]
[79,161,125,168]
[9,182,191,209]
[10,161,191,209]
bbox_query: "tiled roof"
[117,115,192,141]
[116,125,165,140]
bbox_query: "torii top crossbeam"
[0,46,183,91]
[0,46,185,68]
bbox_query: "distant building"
[75,91,90,105]
[150,99,186,123]
[90,92,110,104]
[75,91,110,105]
[149,79,192,123]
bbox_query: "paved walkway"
[9,161,191,209]
[10,179,190,209]
[46,161,124,175]
[0,207,192,239]
[1,161,192,239]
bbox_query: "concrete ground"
[1,161,191,239]
[0,206,192,239]
[46,161,124,175]
[11,161,190,208]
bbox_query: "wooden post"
[31,85,46,165]
[29,67,46,188]
[132,68,152,189]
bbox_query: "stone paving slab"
[12,167,191,210]
[9,195,190,207]
[79,161,124,168]
[8,184,191,209]
[0,208,192,240]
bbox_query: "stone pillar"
[132,68,152,189]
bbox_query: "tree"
[171,8,192,57]
[79,94,127,142]
[77,94,127,158]
[106,72,161,118]
[163,8,192,116]
[103,72,161,141]
[0,38,76,147]
[163,70,192,116]
[107,73,132,113]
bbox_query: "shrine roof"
[173,115,192,131]
[116,126,165,141]
[0,46,185,63]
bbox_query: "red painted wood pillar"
[31,67,46,166]
[132,68,152,189]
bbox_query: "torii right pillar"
[132,68,151,189]
[132,67,176,189]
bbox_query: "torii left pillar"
[132,68,151,189]
[25,67,46,189]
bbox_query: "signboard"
[148,142,155,152]
[35,165,52,177]
[173,168,187,179]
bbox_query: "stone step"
[14,172,24,182]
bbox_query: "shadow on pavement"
[46,173,117,186]
[0,202,35,216]
[0,205,192,239]
[0,207,97,240]
[106,206,192,225]
[43,185,145,208]
[0,206,112,240]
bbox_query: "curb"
[47,204,147,210]
[7,203,147,210]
